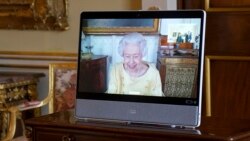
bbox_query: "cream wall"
[0,0,141,53]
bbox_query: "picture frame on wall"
[82,19,159,33]
[48,63,77,113]
[0,0,69,30]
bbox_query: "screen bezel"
[76,10,206,107]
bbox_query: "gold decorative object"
[147,6,160,10]
[0,79,38,107]
[0,106,20,141]
[0,0,69,30]
[0,72,46,140]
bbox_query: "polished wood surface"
[208,0,250,8]
[25,110,250,141]
[209,59,250,118]
[178,0,250,119]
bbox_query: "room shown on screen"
[78,18,201,98]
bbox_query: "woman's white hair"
[118,32,147,57]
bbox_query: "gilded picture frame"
[0,0,69,30]
[48,63,77,114]
[82,19,159,33]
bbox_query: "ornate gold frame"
[205,0,250,12]
[205,55,250,116]
[48,63,77,113]
[0,0,69,30]
[83,19,159,33]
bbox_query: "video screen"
[78,18,202,99]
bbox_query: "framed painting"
[0,0,69,30]
[82,19,159,33]
[48,63,77,113]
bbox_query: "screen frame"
[76,10,206,107]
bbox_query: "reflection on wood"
[209,0,250,8]
[205,0,250,11]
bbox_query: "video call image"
[78,18,202,98]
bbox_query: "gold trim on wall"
[0,51,77,69]
[0,51,77,57]
[205,56,212,116]
[205,0,250,12]
[0,51,77,61]
[205,55,250,116]
[0,56,77,61]
[0,64,48,69]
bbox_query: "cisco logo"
[129,109,137,114]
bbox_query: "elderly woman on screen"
[107,32,163,96]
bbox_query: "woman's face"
[123,43,143,71]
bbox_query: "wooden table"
[25,110,250,141]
